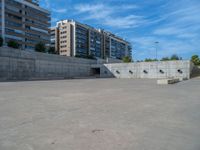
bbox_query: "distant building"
[0,0,51,50]
[102,31,132,60]
[51,20,132,60]
[50,26,59,53]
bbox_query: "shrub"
[161,57,170,61]
[144,58,157,62]
[191,55,200,66]
[87,54,95,59]
[35,42,46,53]
[0,37,3,47]
[48,47,56,54]
[170,54,180,60]
[123,56,132,63]
[7,40,20,49]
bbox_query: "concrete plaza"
[0,78,200,150]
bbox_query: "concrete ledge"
[179,77,188,81]
[157,78,180,85]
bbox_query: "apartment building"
[0,0,50,50]
[102,31,132,60]
[51,20,132,60]
[50,26,59,53]
[54,20,74,56]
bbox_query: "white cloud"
[104,15,145,29]
[52,8,67,13]
[75,4,138,13]
[42,0,67,13]
[75,4,105,13]
[51,17,59,23]
[44,0,50,9]
[153,1,200,39]
[153,27,199,38]
[136,0,200,60]
[74,3,143,29]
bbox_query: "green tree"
[170,54,180,60]
[161,57,170,61]
[137,60,143,62]
[48,47,56,54]
[35,42,46,53]
[87,54,95,59]
[0,37,3,47]
[191,55,200,66]
[144,58,157,62]
[123,56,132,63]
[75,55,81,58]
[7,40,20,49]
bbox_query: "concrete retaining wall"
[0,47,194,81]
[0,47,96,81]
[100,61,193,79]
[97,58,123,64]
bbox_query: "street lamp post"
[155,41,159,60]
[155,41,159,79]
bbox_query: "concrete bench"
[157,78,180,85]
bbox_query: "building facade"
[50,26,59,53]
[102,31,132,60]
[51,20,132,60]
[0,0,50,50]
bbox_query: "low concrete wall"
[0,47,96,81]
[100,61,193,79]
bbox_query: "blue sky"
[40,0,200,60]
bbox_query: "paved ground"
[0,78,200,150]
